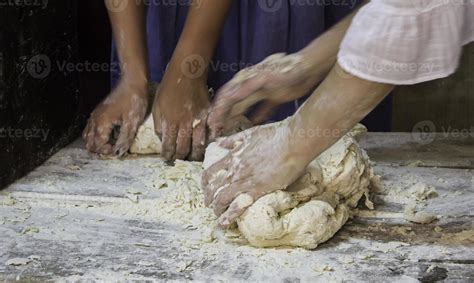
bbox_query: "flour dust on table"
[131,119,375,249]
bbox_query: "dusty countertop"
[1,133,473,282]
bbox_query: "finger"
[152,102,163,138]
[214,181,269,224]
[222,115,253,136]
[212,178,254,216]
[249,101,278,125]
[82,120,90,141]
[216,131,247,150]
[174,124,192,160]
[92,120,117,154]
[218,193,254,227]
[161,122,178,161]
[189,113,208,161]
[112,119,137,156]
[209,77,266,141]
[83,120,95,151]
[98,144,114,155]
[202,157,232,206]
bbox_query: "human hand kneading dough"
[203,63,394,226]
[153,68,210,161]
[83,80,148,156]
[208,52,323,140]
[202,119,311,226]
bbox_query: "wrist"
[286,115,323,164]
[119,76,149,98]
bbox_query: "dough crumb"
[434,226,443,232]
[403,204,437,224]
[312,263,333,273]
[5,258,32,266]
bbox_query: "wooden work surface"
[1,133,473,282]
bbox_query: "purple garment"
[111,0,362,122]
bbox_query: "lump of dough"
[130,115,162,154]
[316,134,372,207]
[203,124,373,249]
[237,190,349,249]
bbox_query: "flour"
[204,124,374,249]
[375,179,438,204]
[130,121,375,249]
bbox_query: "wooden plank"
[360,133,474,169]
[6,146,169,199]
[1,204,472,282]
[392,42,474,132]
[1,137,473,281]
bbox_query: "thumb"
[218,193,254,227]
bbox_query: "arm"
[208,0,369,135]
[106,0,148,86]
[153,0,233,161]
[169,0,233,79]
[202,63,394,226]
[83,1,149,156]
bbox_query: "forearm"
[289,63,394,163]
[106,0,148,86]
[170,0,233,79]
[299,0,368,82]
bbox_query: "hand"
[202,118,310,226]
[208,52,322,140]
[83,80,148,156]
[153,72,210,161]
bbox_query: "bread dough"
[131,115,374,249]
[204,124,374,249]
[130,115,162,154]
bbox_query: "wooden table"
[1,133,473,282]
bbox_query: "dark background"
[0,0,111,189]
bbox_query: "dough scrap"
[204,124,374,249]
[130,115,162,155]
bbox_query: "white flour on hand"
[204,124,374,249]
